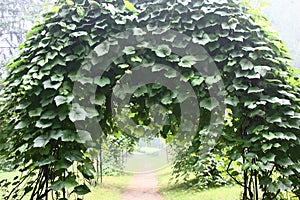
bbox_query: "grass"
[84,174,132,200]
[6,167,298,200]
[0,171,20,181]
[0,171,131,200]
[157,167,243,200]
[0,169,243,200]
[0,171,31,199]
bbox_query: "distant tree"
[0,0,52,74]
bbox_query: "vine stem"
[30,168,45,200]
[7,169,35,198]
[226,160,244,187]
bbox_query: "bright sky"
[260,0,300,68]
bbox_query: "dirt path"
[121,172,164,200]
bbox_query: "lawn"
[0,171,31,199]
[157,167,243,200]
[84,174,131,200]
[0,169,244,200]
[0,171,131,200]
[4,168,297,200]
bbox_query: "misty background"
[254,0,300,68]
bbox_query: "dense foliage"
[0,0,299,199]
[173,150,232,190]
[173,1,300,199]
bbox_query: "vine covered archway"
[0,0,299,199]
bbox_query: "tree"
[0,0,52,74]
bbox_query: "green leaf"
[64,150,84,162]
[41,110,57,120]
[51,74,64,82]
[36,156,56,167]
[91,93,106,105]
[200,98,219,111]
[76,130,93,143]
[261,143,272,151]
[78,163,95,179]
[248,87,264,94]
[124,0,137,13]
[154,45,171,58]
[276,157,293,166]
[240,59,254,70]
[94,41,110,57]
[266,115,282,123]
[191,12,204,20]
[262,132,277,140]
[43,79,62,90]
[33,135,50,148]
[205,75,222,85]
[60,130,76,142]
[64,175,78,189]
[89,1,101,8]
[54,159,72,170]
[191,77,204,86]
[15,121,30,129]
[247,73,260,79]
[292,164,300,173]
[152,65,165,72]
[66,0,74,6]
[161,93,172,105]
[36,120,52,128]
[73,184,91,195]
[254,66,271,76]
[71,31,88,37]
[58,105,69,121]
[16,101,31,110]
[94,77,111,87]
[164,70,177,78]
[278,179,293,191]
[214,54,227,62]
[284,132,297,140]
[84,107,99,118]
[233,82,248,91]
[123,46,135,55]
[69,103,87,122]
[249,109,265,117]
[54,95,74,106]
[50,180,64,191]
[261,153,275,163]
[76,7,86,17]
[118,64,129,69]
[192,33,210,45]
[225,96,239,106]
[178,57,196,68]
[242,162,252,170]
[131,56,142,62]
[133,85,147,97]
[262,96,291,105]
[133,28,146,36]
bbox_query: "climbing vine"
[0,0,299,199]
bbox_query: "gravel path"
[121,172,164,200]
